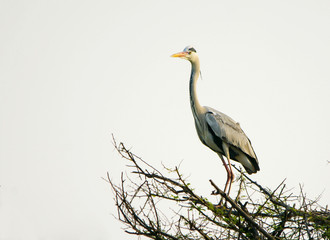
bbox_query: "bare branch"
[108,138,330,240]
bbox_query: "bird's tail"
[237,154,260,174]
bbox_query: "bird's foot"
[213,199,229,210]
[211,190,228,208]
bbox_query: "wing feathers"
[205,107,259,172]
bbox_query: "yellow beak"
[171,52,188,58]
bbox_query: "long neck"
[189,58,204,118]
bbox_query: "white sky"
[0,1,329,239]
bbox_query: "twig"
[209,179,275,240]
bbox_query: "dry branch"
[107,138,330,239]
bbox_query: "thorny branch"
[106,138,330,239]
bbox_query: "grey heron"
[172,46,260,196]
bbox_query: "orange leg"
[218,153,232,194]
[226,158,234,196]
[221,142,235,196]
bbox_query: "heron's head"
[171,46,198,62]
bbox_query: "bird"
[171,46,260,196]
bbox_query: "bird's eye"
[188,47,196,53]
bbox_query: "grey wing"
[204,107,258,160]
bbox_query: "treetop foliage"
[107,138,330,240]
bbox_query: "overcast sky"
[1,1,329,239]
